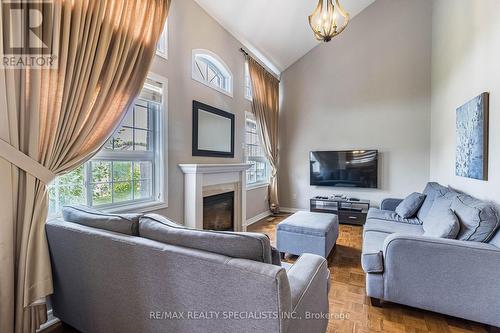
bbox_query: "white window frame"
[192,49,233,97]
[49,73,168,216]
[156,20,168,60]
[104,72,168,213]
[245,112,270,189]
[244,60,253,101]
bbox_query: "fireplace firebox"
[203,191,235,231]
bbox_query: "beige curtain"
[248,57,280,213]
[0,0,171,332]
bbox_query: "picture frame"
[455,92,489,181]
[192,100,235,158]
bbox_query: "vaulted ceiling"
[195,0,376,74]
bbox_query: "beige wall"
[430,0,500,202]
[246,185,270,220]
[279,0,432,209]
[148,0,269,223]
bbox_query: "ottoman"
[276,211,339,258]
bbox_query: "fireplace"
[179,163,251,231]
[203,191,234,231]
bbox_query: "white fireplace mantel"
[179,163,251,231]
[179,163,251,174]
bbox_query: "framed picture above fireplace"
[192,100,235,158]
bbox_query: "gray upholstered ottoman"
[276,211,339,258]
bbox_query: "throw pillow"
[423,197,460,238]
[139,214,280,266]
[62,205,141,236]
[395,192,426,218]
[451,194,500,242]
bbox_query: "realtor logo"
[1,0,57,68]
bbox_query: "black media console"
[310,196,370,226]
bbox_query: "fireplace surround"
[179,163,251,231]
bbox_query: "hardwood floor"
[248,214,488,333]
[42,214,489,333]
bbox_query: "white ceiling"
[194,0,376,74]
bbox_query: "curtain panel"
[247,57,280,213]
[0,0,171,332]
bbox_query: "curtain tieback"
[0,139,56,184]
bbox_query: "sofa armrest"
[286,253,330,333]
[271,246,282,266]
[380,198,403,211]
[383,234,500,327]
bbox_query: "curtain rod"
[239,48,280,82]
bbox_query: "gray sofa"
[46,208,330,333]
[362,182,500,328]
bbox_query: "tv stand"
[310,196,370,226]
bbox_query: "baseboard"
[279,207,305,213]
[245,210,272,226]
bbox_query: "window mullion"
[94,151,154,161]
[54,179,60,215]
[132,161,135,201]
[85,162,92,206]
[132,106,136,152]
[110,161,114,204]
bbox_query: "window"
[156,20,168,59]
[244,60,253,101]
[48,74,168,216]
[245,113,269,187]
[192,49,233,97]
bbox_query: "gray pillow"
[451,194,500,242]
[423,205,460,239]
[139,214,280,266]
[417,182,450,220]
[62,205,141,236]
[395,192,426,218]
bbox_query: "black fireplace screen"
[203,191,234,231]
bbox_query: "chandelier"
[308,0,350,42]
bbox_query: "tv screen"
[310,150,378,188]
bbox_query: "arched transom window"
[192,49,233,97]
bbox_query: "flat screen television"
[310,150,378,188]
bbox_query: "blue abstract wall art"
[456,92,489,180]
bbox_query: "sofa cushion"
[423,205,460,239]
[367,208,421,225]
[489,229,500,248]
[139,214,279,265]
[62,205,141,236]
[270,246,282,266]
[417,182,451,220]
[422,193,455,222]
[451,194,500,242]
[364,215,424,236]
[395,192,426,218]
[423,193,460,239]
[362,231,387,273]
[276,211,337,237]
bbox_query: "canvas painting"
[456,92,489,180]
